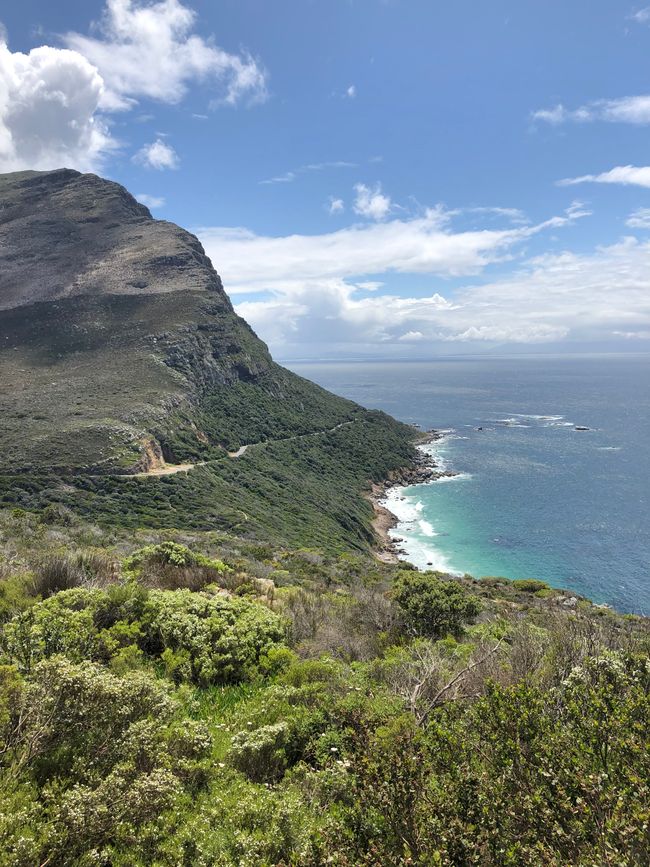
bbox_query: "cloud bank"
[192,203,645,356]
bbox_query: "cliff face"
[0,169,355,473]
[0,169,225,309]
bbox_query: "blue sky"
[2,1,650,358]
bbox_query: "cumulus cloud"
[136,192,165,208]
[196,202,602,354]
[133,138,179,169]
[346,84,356,98]
[626,207,650,228]
[533,95,650,125]
[327,197,345,215]
[0,1,267,173]
[559,165,650,189]
[64,0,267,110]
[0,40,115,172]
[353,182,391,220]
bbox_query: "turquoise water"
[288,356,650,613]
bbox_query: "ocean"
[288,356,650,614]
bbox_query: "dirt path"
[227,445,249,458]
[122,419,356,478]
[132,462,204,478]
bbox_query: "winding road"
[127,419,355,478]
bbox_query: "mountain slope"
[0,169,416,549]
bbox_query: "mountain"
[0,169,416,549]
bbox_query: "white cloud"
[260,160,356,185]
[353,182,391,220]
[398,330,424,342]
[0,40,115,172]
[626,207,650,228]
[196,202,600,354]
[533,95,650,125]
[64,0,267,110]
[327,197,345,214]
[221,235,650,354]
[630,7,650,23]
[136,192,165,208]
[559,165,650,189]
[198,204,584,294]
[0,1,267,174]
[464,206,528,224]
[133,138,178,169]
[346,84,356,99]
[613,329,650,338]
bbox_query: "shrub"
[28,551,115,597]
[393,572,480,638]
[141,589,286,685]
[512,578,550,593]
[123,542,231,591]
[2,585,286,685]
[230,721,290,782]
[0,657,212,864]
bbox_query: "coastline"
[370,429,457,564]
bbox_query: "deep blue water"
[288,356,650,614]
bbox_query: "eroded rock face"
[0,169,227,310]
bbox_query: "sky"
[1,0,650,360]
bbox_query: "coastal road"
[120,419,356,478]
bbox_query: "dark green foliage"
[0,411,416,552]
[321,653,650,866]
[512,578,551,593]
[0,523,648,865]
[2,584,286,685]
[393,570,481,637]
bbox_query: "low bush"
[393,571,481,638]
[124,541,231,592]
[2,585,286,685]
[512,578,551,593]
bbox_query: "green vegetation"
[0,509,648,865]
[2,172,648,863]
[0,411,416,552]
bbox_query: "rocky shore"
[370,429,457,563]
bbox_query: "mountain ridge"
[0,169,417,551]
